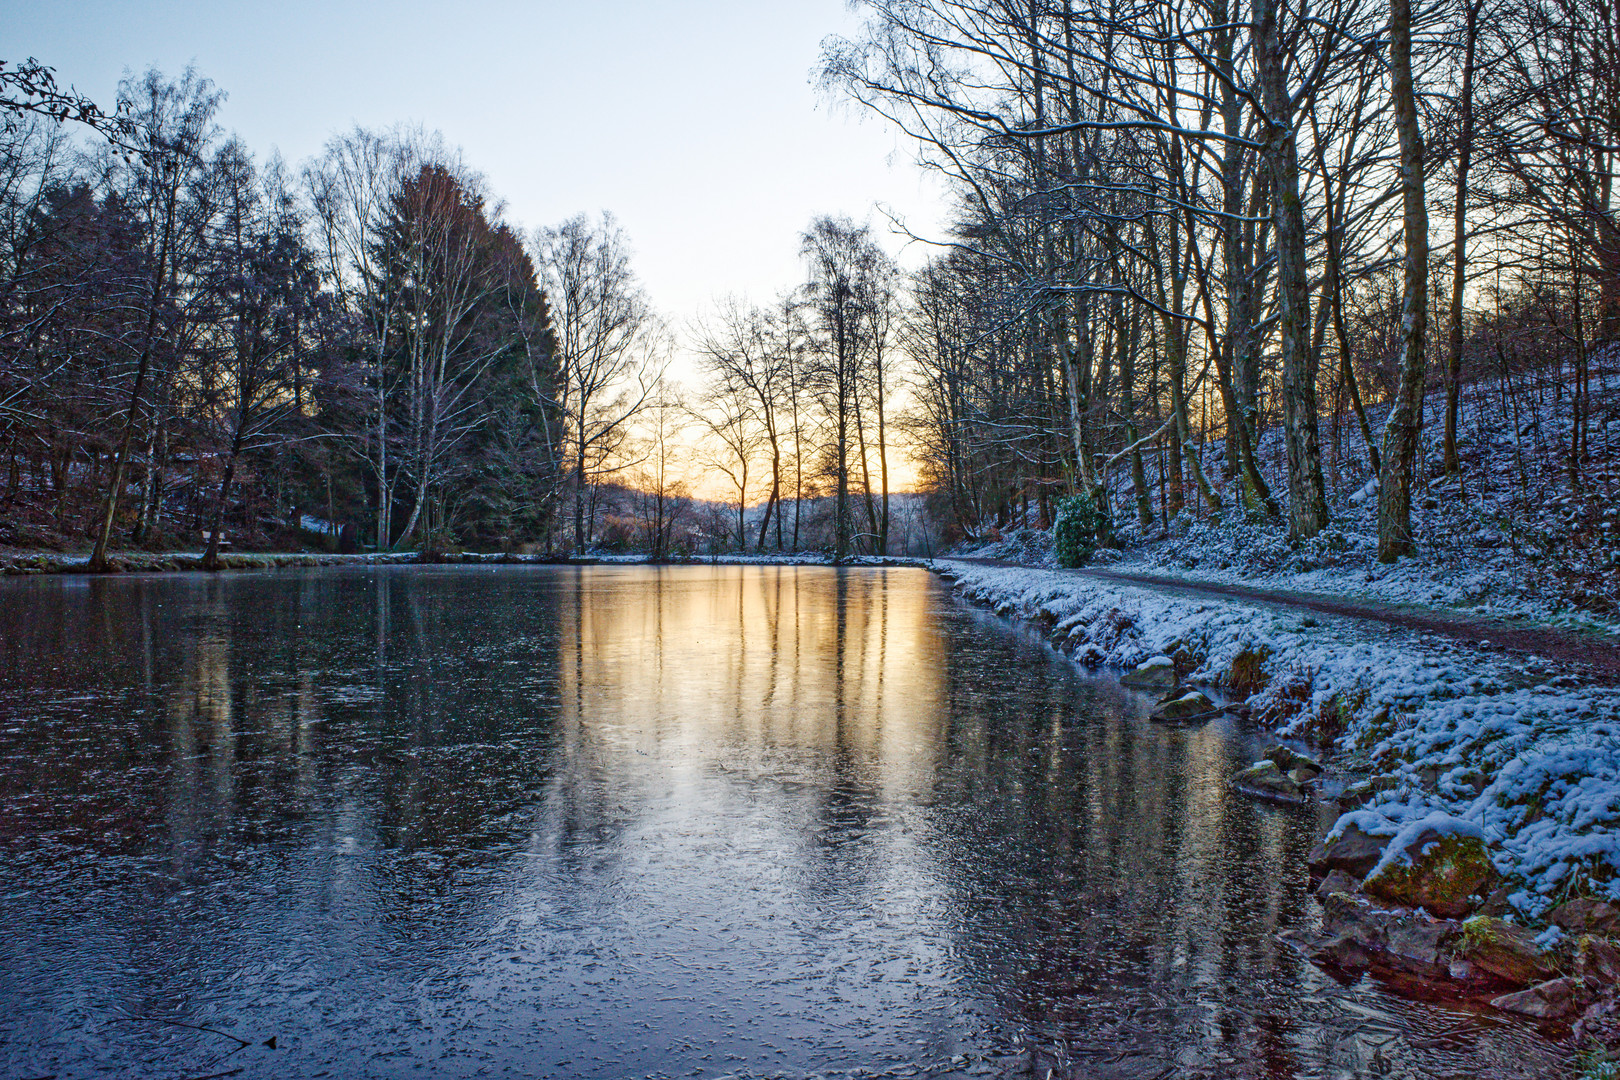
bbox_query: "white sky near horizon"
[6,0,952,494]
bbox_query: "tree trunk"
[1319,153,1382,478]
[1212,3,1277,519]
[1121,305,1154,527]
[876,362,889,555]
[852,377,878,553]
[1255,0,1329,538]
[1443,0,1480,476]
[736,457,749,550]
[758,427,780,551]
[1165,314,1222,513]
[1377,0,1431,561]
[90,173,180,573]
[573,443,588,554]
[203,429,245,572]
[834,306,852,560]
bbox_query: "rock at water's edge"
[1152,690,1215,721]
[1264,744,1322,777]
[1492,976,1598,1021]
[1363,831,1495,919]
[1309,823,1392,879]
[1231,760,1305,803]
[1308,892,1456,979]
[1314,869,1360,899]
[1455,917,1561,986]
[1121,656,1178,690]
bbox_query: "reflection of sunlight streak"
[555,566,945,776]
[515,566,962,1009]
[167,633,236,873]
[471,568,976,1065]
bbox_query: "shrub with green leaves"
[1053,491,1104,567]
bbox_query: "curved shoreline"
[930,556,1620,1034]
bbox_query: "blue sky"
[6,0,948,339]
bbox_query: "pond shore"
[933,557,1620,1041]
[0,548,934,576]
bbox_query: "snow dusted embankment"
[938,559,1620,917]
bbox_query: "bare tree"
[691,296,798,550]
[1442,0,1485,475]
[0,57,133,144]
[376,165,514,549]
[695,373,761,550]
[802,216,895,558]
[303,124,423,548]
[89,67,223,571]
[195,141,324,569]
[531,213,665,552]
[1376,0,1432,560]
[628,384,693,559]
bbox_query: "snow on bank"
[1110,512,1620,638]
[1094,347,1620,634]
[938,559,1620,917]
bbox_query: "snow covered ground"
[959,348,1620,639]
[936,559,1620,921]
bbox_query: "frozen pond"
[0,565,1565,1077]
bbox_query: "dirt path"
[942,558,1620,681]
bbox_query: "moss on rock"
[1363,832,1496,919]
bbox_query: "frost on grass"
[1100,348,1620,633]
[956,527,1059,567]
[941,560,1620,917]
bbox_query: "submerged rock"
[1363,830,1495,919]
[1308,892,1455,979]
[1264,744,1322,777]
[1231,760,1307,804]
[1382,917,1454,976]
[1308,823,1391,879]
[1309,893,1384,971]
[1121,656,1178,690]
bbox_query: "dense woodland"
[817,0,1616,571]
[1,0,1616,575]
[0,67,579,566]
[0,63,925,562]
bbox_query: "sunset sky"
[8,0,947,494]
[5,0,949,335]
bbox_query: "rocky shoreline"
[939,559,1620,1056]
[1298,818,1620,1039]
[1121,645,1619,1029]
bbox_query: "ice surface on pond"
[0,565,1568,1078]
